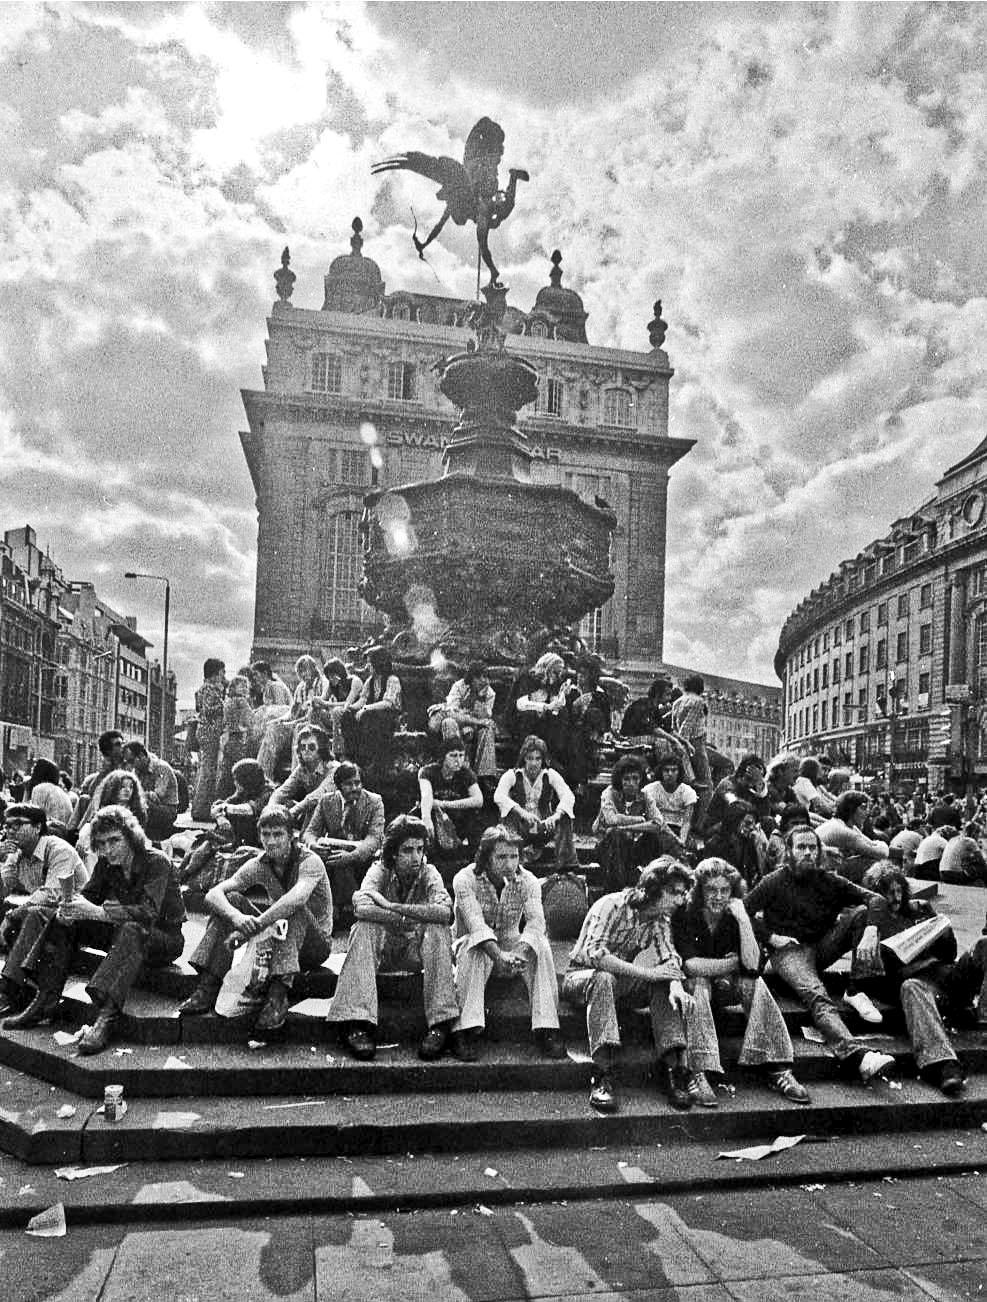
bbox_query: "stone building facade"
[240,226,695,677]
[775,436,987,793]
[0,527,176,778]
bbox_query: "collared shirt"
[304,789,385,860]
[84,847,186,934]
[138,755,179,813]
[1,834,90,906]
[494,767,575,820]
[593,787,663,834]
[670,692,707,740]
[452,863,546,951]
[353,859,452,923]
[568,889,681,974]
[223,844,332,930]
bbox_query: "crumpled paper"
[718,1134,806,1162]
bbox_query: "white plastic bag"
[214,919,288,1019]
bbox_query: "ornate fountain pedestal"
[360,285,616,731]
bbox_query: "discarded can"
[59,871,75,904]
[103,1084,126,1122]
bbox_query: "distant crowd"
[1,647,985,1115]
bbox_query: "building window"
[319,510,374,632]
[920,582,932,609]
[832,660,840,684]
[530,320,550,338]
[896,631,909,662]
[820,701,828,730]
[876,640,886,669]
[813,668,819,691]
[821,663,828,687]
[339,450,369,485]
[843,691,852,722]
[387,361,417,401]
[602,388,635,428]
[844,618,854,640]
[822,632,829,651]
[538,377,564,417]
[812,705,819,731]
[311,352,342,394]
[858,687,868,719]
[919,623,932,655]
[833,624,841,646]
[877,602,887,626]
[919,671,930,696]
[859,646,869,674]
[845,652,853,678]
[897,593,910,618]
[813,637,820,657]
[859,611,870,633]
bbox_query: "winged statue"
[372,117,529,288]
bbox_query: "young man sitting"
[326,815,459,1062]
[451,825,564,1061]
[302,762,385,927]
[0,805,185,1055]
[179,807,333,1031]
[418,739,484,865]
[493,735,579,871]
[562,857,701,1114]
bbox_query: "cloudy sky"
[1,2,985,704]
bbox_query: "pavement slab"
[721,1269,943,1301]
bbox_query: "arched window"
[602,388,635,428]
[392,302,411,321]
[529,319,549,338]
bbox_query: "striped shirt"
[452,863,546,951]
[568,889,681,974]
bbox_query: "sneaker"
[843,991,883,1025]
[536,1028,567,1060]
[686,1070,719,1108]
[767,1067,811,1104]
[343,1025,376,1061]
[418,1024,450,1061]
[859,1049,895,1082]
[589,1074,618,1113]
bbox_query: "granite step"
[0,1050,985,1167]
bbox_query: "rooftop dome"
[532,250,588,343]
[322,217,385,314]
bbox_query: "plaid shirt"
[670,691,707,741]
[452,863,546,952]
[568,889,682,976]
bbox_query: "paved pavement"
[1,1170,986,1300]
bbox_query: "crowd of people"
[0,652,985,1116]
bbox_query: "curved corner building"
[775,436,987,793]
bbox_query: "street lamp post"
[124,572,171,760]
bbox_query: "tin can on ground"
[103,1084,126,1122]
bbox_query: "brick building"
[240,225,695,677]
[775,435,987,793]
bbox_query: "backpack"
[175,770,190,815]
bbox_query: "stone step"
[0,1050,985,1167]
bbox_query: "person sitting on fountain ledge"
[301,762,385,929]
[493,735,579,872]
[266,725,337,829]
[450,824,565,1062]
[178,806,333,1031]
[326,815,459,1062]
[418,738,485,867]
[0,805,186,1054]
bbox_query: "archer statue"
[372,117,529,289]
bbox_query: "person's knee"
[419,923,452,955]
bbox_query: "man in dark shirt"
[418,740,484,857]
[0,806,185,1054]
[745,826,895,1084]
